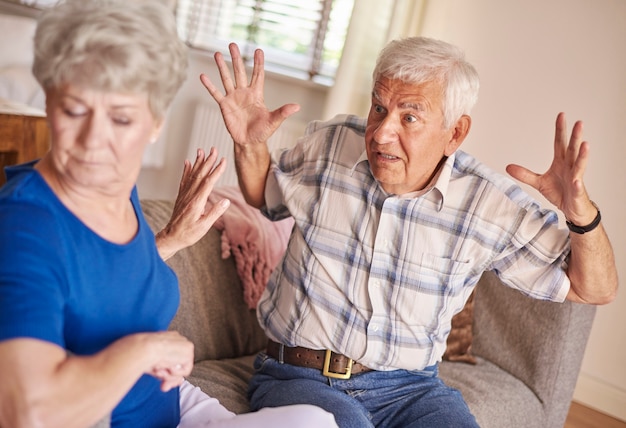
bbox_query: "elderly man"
[200,37,617,427]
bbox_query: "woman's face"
[44,84,161,193]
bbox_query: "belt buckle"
[322,349,353,379]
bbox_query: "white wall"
[418,0,626,420]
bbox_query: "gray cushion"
[440,357,544,427]
[188,356,257,415]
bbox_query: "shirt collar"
[351,150,456,212]
[352,150,369,173]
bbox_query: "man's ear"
[444,115,471,156]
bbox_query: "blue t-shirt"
[0,163,181,427]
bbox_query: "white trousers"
[178,380,338,428]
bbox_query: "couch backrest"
[472,271,596,426]
[141,200,267,362]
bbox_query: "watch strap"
[566,202,601,234]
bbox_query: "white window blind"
[0,0,56,17]
[176,0,354,85]
[1,0,54,6]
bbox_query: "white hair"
[373,37,480,129]
[32,0,188,120]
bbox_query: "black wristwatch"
[566,202,601,234]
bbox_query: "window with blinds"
[176,0,355,85]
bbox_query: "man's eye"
[374,105,385,114]
[113,117,131,125]
[405,115,417,123]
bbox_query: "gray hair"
[32,0,188,120]
[372,37,480,129]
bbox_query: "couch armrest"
[141,199,267,362]
[472,271,596,426]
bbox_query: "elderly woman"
[0,1,337,427]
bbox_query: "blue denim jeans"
[248,353,479,428]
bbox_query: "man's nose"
[373,115,399,144]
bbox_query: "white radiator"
[186,102,306,187]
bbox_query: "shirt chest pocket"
[387,252,471,330]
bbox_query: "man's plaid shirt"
[258,115,570,371]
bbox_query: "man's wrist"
[566,201,601,234]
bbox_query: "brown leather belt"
[266,339,373,379]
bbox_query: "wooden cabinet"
[0,98,49,186]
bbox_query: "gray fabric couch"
[142,199,596,428]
